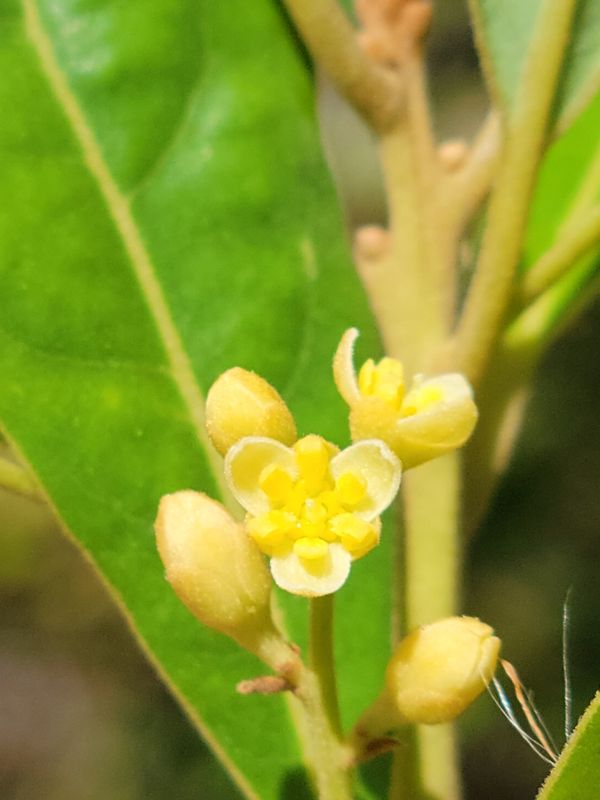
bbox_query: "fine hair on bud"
[155,490,277,654]
[206,368,297,456]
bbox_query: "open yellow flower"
[334,328,478,468]
[224,433,401,596]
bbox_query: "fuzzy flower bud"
[206,368,297,456]
[155,490,283,661]
[353,616,500,754]
[385,616,501,724]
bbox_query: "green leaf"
[536,692,600,800]
[512,92,600,338]
[0,1,391,797]
[469,0,600,130]
[524,91,600,267]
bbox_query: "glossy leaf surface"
[0,1,389,797]
[516,92,600,337]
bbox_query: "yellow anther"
[358,357,405,407]
[294,536,329,561]
[319,490,343,517]
[335,472,367,507]
[302,498,328,524]
[401,384,443,417]
[298,499,327,540]
[284,480,309,517]
[247,511,296,555]
[294,435,332,495]
[358,358,376,394]
[259,464,294,507]
[329,513,378,559]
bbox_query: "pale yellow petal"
[392,374,478,468]
[330,439,401,520]
[225,437,297,516]
[270,543,352,596]
[350,374,478,469]
[333,328,361,405]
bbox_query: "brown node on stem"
[354,225,391,261]
[355,0,433,67]
[439,139,469,172]
[350,735,398,765]
[236,675,295,695]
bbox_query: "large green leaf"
[536,693,600,800]
[0,1,391,797]
[469,0,600,130]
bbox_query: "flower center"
[246,435,379,569]
[358,357,405,408]
[358,357,443,417]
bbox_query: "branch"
[281,0,403,131]
[453,0,579,386]
[442,112,501,232]
[520,205,600,303]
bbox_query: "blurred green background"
[1,2,598,798]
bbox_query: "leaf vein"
[22,0,232,505]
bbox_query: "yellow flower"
[333,328,478,468]
[225,433,401,596]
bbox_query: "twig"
[281,0,404,131]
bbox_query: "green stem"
[0,454,39,498]
[309,594,342,737]
[390,455,462,800]
[454,0,579,387]
[376,56,447,374]
[291,595,351,800]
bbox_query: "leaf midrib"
[21,0,232,507]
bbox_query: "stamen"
[294,537,328,561]
[335,472,367,506]
[247,511,296,555]
[329,514,378,559]
[259,464,294,506]
[401,384,443,417]
[358,357,405,407]
[358,358,376,395]
[299,499,329,540]
[294,435,331,495]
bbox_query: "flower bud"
[385,616,500,724]
[352,616,500,755]
[206,368,297,456]
[155,490,282,661]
